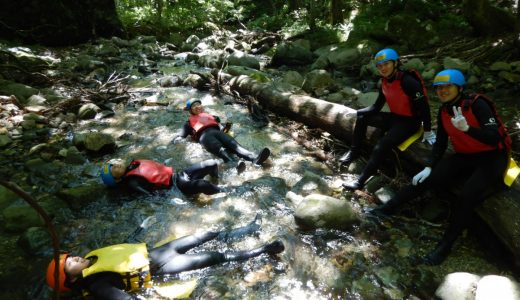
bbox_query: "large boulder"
[226,51,260,70]
[293,194,359,230]
[270,42,314,67]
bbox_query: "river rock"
[74,132,116,152]
[26,94,47,106]
[57,183,107,210]
[0,186,18,211]
[17,227,52,256]
[2,201,44,232]
[0,134,12,147]
[443,57,470,72]
[282,71,304,87]
[271,41,314,66]
[291,171,332,196]
[0,80,39,103]
[183,74,206,89]
[78,103,101,120]
[226,50,260,70]
[61,146,87,164]
[181,34,201,52]
[293,194,359,230]
[403,58,425,72]
[302,69,334,94]
[312,46,360,70]
[436,272,520,300]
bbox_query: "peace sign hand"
[450,106,469,132]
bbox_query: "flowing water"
[2,47,518,300]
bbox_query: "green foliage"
[115,0,243,39]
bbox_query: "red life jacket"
[441,94,512,154]
[188,113,219,139]
[382,69,429,117]
[125,160,173,188]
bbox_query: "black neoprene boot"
[253,148,270,165]
[422,228,460,265]
[342,170,371,190]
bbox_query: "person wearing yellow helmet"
[100,158,228,195]
[46,216,284,299]
[369,69,511,265]
[173,99,270,166]
[341,48,434,190]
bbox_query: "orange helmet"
[46,253,71,292]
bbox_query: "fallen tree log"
[228,74,520,267]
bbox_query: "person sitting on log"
[341,48,434,190]
[172,99,270,166]
[45,216,285,299]
[100,158,233,196]
[369,69,512,265]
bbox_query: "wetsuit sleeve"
[83,273,135,300]
[357,89,385,116]
[428,107,449,167]
[464,97,501,145]
[401,73,432,131]
[123,177,153,195]
[178,122,193,138]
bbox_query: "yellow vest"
[82,243,152,291]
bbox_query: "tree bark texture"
[0,0,123,46]
[229,74,520,268]
[229,75,357,141]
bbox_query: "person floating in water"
[341,48,434,190]
[100,158,233,196]
[173,99,270,166]
[369,69,511,265]
[46,216,285,299]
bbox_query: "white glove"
[171,135,182,144]
[422,131,436,145]
[451,106,469,132]
[412,167,432,185]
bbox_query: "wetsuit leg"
[183,159,220,180]
[199,128,234,162]
[176,173,221,195]
[424,150,508,265]
[154,240,284,275]
[354,116,420,186]
[372,152,463,215]
[214,131,256,161]
[351,112,390,149]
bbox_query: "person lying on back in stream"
[101,158,234,196]
[46,216,285,300]
[172,99,270,166]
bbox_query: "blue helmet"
[184,99,202,111]
[100,163,117,186]
[374,48,399,65]
[433,69,465,87]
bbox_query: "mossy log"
[229,74,520,267]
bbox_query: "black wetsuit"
[72,217,283,300]
[383,95,508,262]
[179,119,257,163]
[120,159,221,195]
[350,71,432,184]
